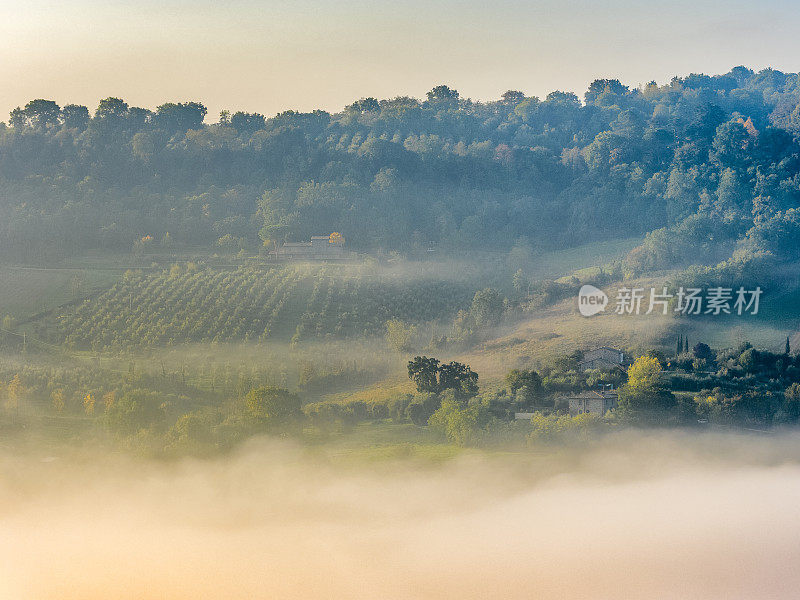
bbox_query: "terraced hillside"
[46,264,478,350]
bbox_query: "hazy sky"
[1,0,799,122]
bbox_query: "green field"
[0,266,120,322]
[533,236,642,279]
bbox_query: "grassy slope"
[321,275,799,406]
[458,279,796,383]
[0,266,120,322]
[458,277,676,379]
[530,236,642,279]
[315,274,673,406]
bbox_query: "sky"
[1,0,799,122]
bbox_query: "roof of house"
[562,390,618,400]
[579,347,625,366]
[282,235,335,246]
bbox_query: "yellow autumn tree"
[626,356,663,394]
[617,355,675,423]
[51,389,65,413]
[103,390,117,412]
[83,393,95,415]
[5,374,24,411]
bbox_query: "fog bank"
[2,431,800,599]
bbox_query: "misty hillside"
[1,66,800,284]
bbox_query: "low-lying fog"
[2,431,799,599]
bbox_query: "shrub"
[428,395,489,446]
[527,412,605,444]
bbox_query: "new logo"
[578,284,608,317]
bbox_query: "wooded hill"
[1,67,799,287]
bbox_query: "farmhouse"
[513,387,619,420]
[277,233,347,260]
[563,389,619,416]
[578,347,625,372]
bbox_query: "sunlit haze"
[4,1,800,597]
[2,0,800,119]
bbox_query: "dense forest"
[2,66,800,283]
